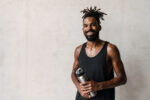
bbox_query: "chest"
[85,45,103,58]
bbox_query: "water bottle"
[75,67,97,97]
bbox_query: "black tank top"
[76,41,115,100]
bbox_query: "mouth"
[87,31,95,36]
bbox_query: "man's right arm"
[71,46,81,89]
[71,45,91,99]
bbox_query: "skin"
[71,17,127,99]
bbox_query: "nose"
[87,25,92,31]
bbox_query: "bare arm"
[80,44,127,92]
[71,46,80,88]
[98,44,127,89]
[71,45,90,98]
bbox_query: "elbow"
[117,74,127,85]
[120,75,127,85]
[122,77,127,85]
[71,71,76,80]
[71,72,73,80]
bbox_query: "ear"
[98,25,102,31]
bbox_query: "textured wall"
[0,0,150,100]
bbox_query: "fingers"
[81,92,91,99]
[80,81,92,88]
[79,81,93,93]
[81,86,92,91]
[80,81,90,86]
[84,94,91,99]
[83,94,90,99]
[83,88,92,93]
[84,84,91,88]
[80,86,92,92]
[80,86,92,94]
[79,85,91,98]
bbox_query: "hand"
[80,80,103,93]
[77,83,91,99]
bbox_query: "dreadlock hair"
[81,6,107,25]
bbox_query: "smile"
[87,32,95,36]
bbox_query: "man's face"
[82,17,100,41]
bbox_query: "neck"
[86,38,102,48]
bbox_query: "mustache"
[85,30,96,33]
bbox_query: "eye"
[83,24,87,27]
[91,23,97,26]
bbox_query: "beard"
[84,30,99,41]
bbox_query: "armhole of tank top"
[104,41,109,63]
[103,41,109,80]
[78,42,86,59]
[106,42,115,79]
[105,41,109,55]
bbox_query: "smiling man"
[71,7,127,100]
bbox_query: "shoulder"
[74,43,85,58]
[107,42,120,57]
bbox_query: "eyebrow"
[83,22,97,25]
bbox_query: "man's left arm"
[80,44,127,93]
[98,44,127,90]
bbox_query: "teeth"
[87,32,94,36]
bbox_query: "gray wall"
[0,0,150,100]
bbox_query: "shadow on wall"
[123,55,148,100]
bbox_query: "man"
[71,6,127,100]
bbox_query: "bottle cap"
[75,67,85,77]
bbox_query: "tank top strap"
[82,42,87,50]
[103,41,109,50]
[79,41,109,58]
[101,41,109,56]
[79,42,87,58]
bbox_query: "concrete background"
[0,0,150,100]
